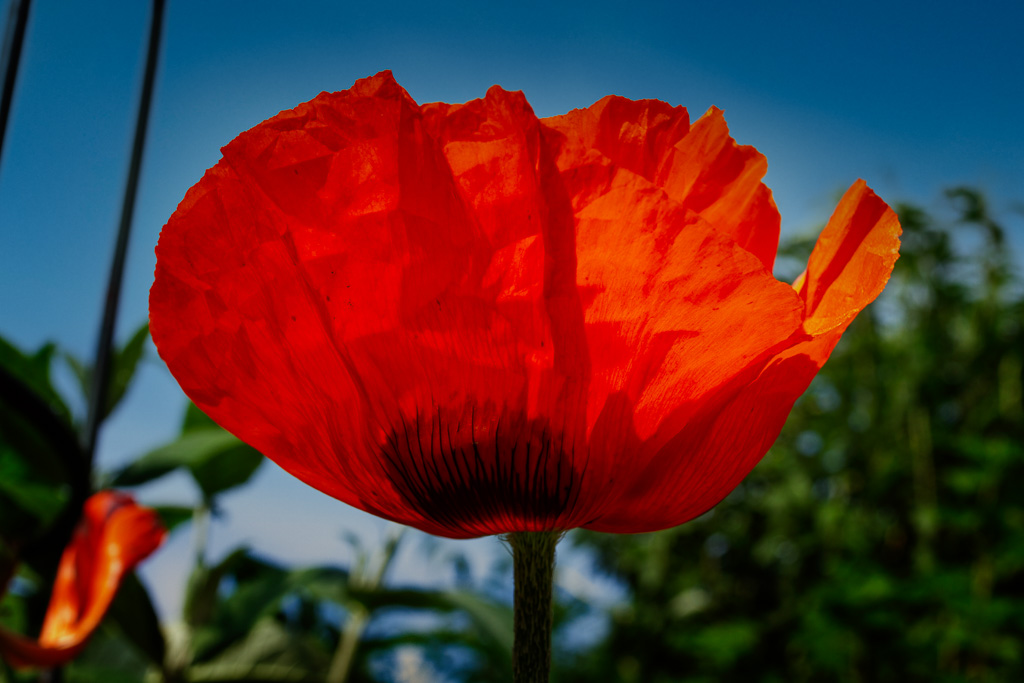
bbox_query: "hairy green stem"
[509,531,559,683]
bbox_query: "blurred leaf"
[0,344,82,477]
[106,571,166,666]
[350,587,513,660]
[64,623,154,683]
[105,322,149,418]
[183,400,218,432]
[189,439,264,501]
[0,450,68,525]
[289,565,351,605]
[153,505,195,534]
[189,618,330,681]
[188,662,325,682]
[190,551,294,664]
[63,322,150,420]
[0,336,71,422]
[0,340,84,547]
[109,427,263,500]
[186,548,254,629]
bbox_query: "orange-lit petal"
[0,491,165,669]
[542,99,780,269]
[586,181,900,532]
[585,339,828,532]
[539,109,807,519]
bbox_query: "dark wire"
[0,0,32,172]
[82,0,167,466]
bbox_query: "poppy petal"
[542,99,780,269]
[585,181,900,532]
[794,179,902,335]
[153,73,600,537]
[0,491,165,669]
[541,105,806,471]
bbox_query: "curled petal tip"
[799,179,902,336]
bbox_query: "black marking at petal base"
[378,403,581,536]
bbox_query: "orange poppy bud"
[0,491,165,669]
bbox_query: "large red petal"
[586,181,900,532]
[0,492,164,669]
[152,73,601,537]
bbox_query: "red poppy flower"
[0,491,165,669]
[150,71,900,539]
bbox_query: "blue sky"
[1,0,1022,618]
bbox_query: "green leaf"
[106,571,166,666]
[288,566,351,605]
[188,659,325,683]
[0,340,83,486]
[0,336,71,422]
[183,400,219,432]
[189,440,264,501]
[64,622,154,683]
[190,552,293,663]
[349,587,513,660]
[0,349,84,544]
[153,505,195,534]
[185,548,253,629]
[186,549,292,632]
[110,428,263,500]
[104,322,150,419]
[63,322,150,420]
[0,449,69,524]
[63,352,90,403]
[188,618,330,681]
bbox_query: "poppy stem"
[509,531,559,683]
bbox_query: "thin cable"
[0,0,32,172]
[83,0,167,465]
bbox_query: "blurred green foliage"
[563,188,1024,682]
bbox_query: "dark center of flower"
[377,403,586,536]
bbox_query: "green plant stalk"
[326,604,369,683]
[509,531,559,683]
[164,502,212,682]
[326,527,406,683]
[193,501,210,569]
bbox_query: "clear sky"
[1,0,1022,619]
